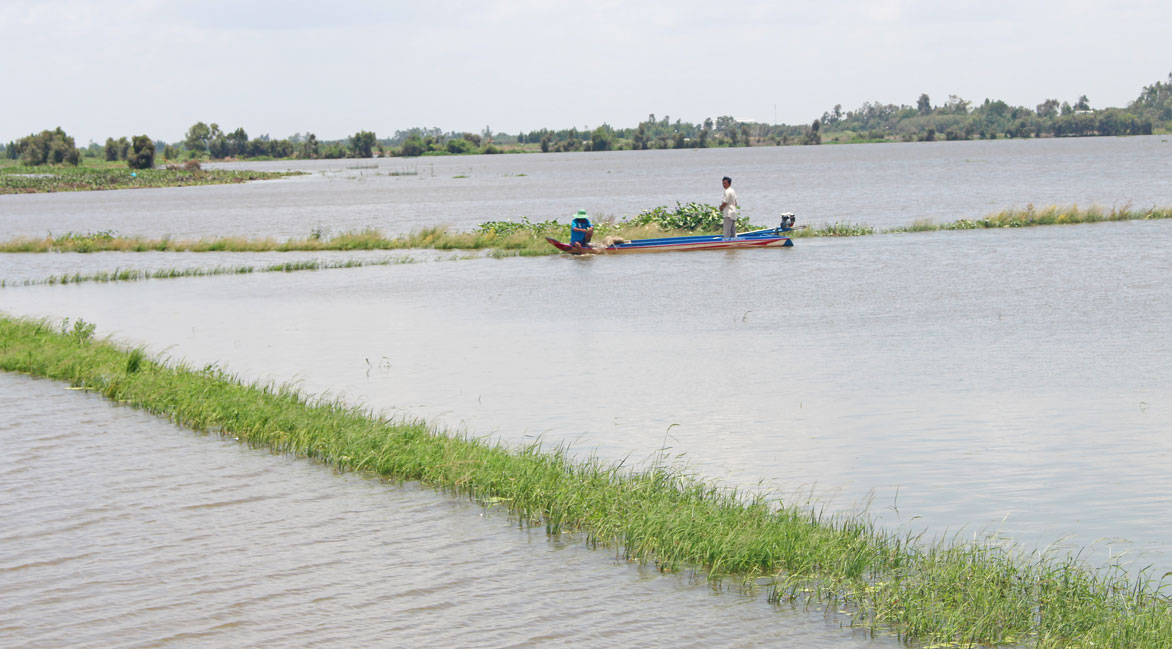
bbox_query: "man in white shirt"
[719,176,738,239]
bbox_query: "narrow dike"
[1,314,1168,648]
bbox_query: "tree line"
[5,73,1169,166]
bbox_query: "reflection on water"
[1,136,1169,240]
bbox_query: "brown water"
[2,137,1171,647]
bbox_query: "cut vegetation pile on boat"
[545,213,797,255]
[2,314,1170,649]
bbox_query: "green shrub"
[629,201,752,231]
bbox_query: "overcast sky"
[3,0,1170,145]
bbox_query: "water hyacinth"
[0,164,298,194]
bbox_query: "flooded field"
[2,137,1170,647]
[2,135,1169,239]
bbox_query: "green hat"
[576,209,588,216]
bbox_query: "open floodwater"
[2,136,1171,647]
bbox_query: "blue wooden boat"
[546,215,797,255]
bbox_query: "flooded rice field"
[2,137,1170,647]
[2,374,882,649]
[2,135,1170,240]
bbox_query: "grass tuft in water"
[1,315,1169,648]
[0,256,418,288]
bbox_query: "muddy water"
[1,374,883,648]
[2,137,1171,647]
[2,135,1169,240]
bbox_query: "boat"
[546,214,797,255]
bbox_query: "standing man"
[719,176,738,239]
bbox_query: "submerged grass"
[2,315,1170,648]
[0,256,418,288]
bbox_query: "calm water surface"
[2,137,1170,647]
[2,135,1169,239]
[1,374,880,649]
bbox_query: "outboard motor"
[779,212,796,229]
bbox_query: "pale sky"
[3,0,1170,145]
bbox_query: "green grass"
[0,163,299,194]
[885,204,1172,233]
[1,314,1170,648]
[0,204,1169,255]
[0,256,418,288]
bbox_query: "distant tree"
[800,119,822,145]
[127,135,155,169]
[321,143,347,159]
[208,136,229,159]
[1129,72,1172,123]
[591,124,614,151]
[399,136,424,157]
[228,128,248,157]
[163,144,176,160]
[715,115,738,141]
[350,130,376,157]
[1075,95,1091,111]
[1036,98,1060,118]
[269,139,295,158]
[185,122,211,152]
[917,93,932,115]
[446,138,473,154]
[246,136,271,158]
[943,95,971,114]
[632,125,649,150]
[105,137,119,161]
[539,134,551,153]
[16,128,81,166]
[303,133,319,158]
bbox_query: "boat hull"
[546,232,793,255]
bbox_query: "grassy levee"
[0,224,673,256]
[788,205,1172,238]
[1,204,1168,255]
[2,314,1170,648]
[885,204,1172,234]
